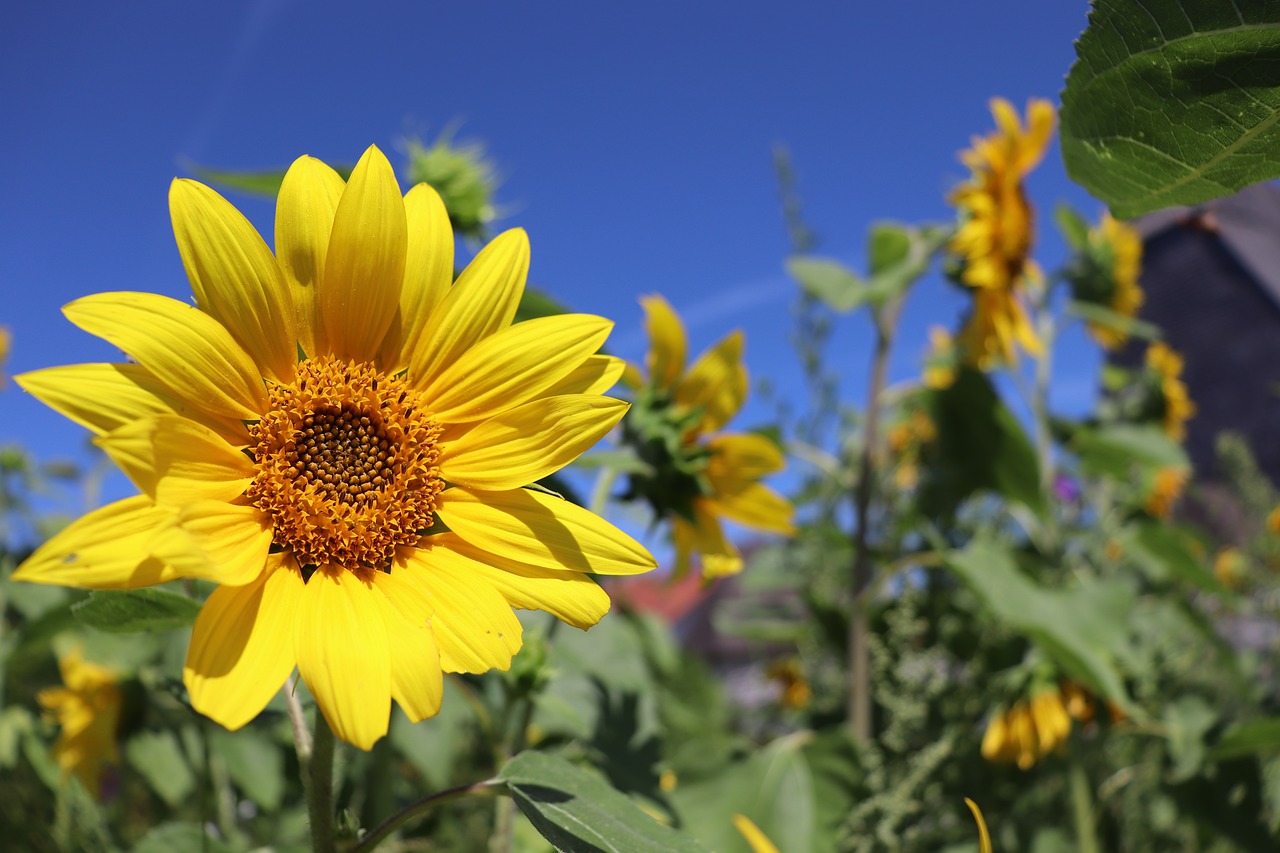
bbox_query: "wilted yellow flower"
[1145,466,1189,519]
[15,146,655,749]
[981,686,1072,770]
[1213,547,1246,589]
[622,295,793,579]
[37,647,122,798]
[1146,343,1195,442]
[765,658,812,710]
[949,98,1055,368]
[1060,681,1095,723]
[1082,213,1144,350]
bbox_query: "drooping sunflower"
[1081,213,1145,350]
[37,647,122,798]
[1145,342,1195,442]
[15,146,656,749]
[980,686,1074,770]
[949,97,1055,368]
[620,295,793,579]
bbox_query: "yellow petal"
[436,487,656,575]
[675,330,747,433]
[321,145,407,362]
[169,178,296,381]
[13,496,183,589]
[441,395,628,491]
[394,549,523,674]
[63,292,266,420]
[684,503,742,578]
[295,569,391,750]
[171,501,273,587]
[95,415,253,506]
[434,534,610,630]
[640,294,687,388]
[408,228,529,388]
[544,355,626,397]
[275,155,346,358]
[733,814,782,853]
[381,182,455,370]
[423,314,614,423]
[705,476,795,536]
[369,571,443,722]
[964,799,994,853]
[15,363,244,442]
[706,433,785,480]
[184,558,302,731]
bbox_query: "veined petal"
[63,292,266,420]
[544,355,626,396]
[706,433,786,480]
[172,501,273,587]
[295,569,391,750]
[184,557,302,731]
[705,476,795,535]
[441,396,628,490]
[369,571,443,722]
[321,146,407,363]
[13,496,183,589]
[409,228,529,389]
[675,330,747,434]
[436,487,655,575]
[423,314,614,423]
[640,294,687,388]
[96,415,253,507]
[381,183,454,371]
[395,549,522,674]
[435,534,610,630]
[170,179,296,381]
[276,155,346,358]
[15,363,243,442]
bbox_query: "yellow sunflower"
[949,97,1055,368]
[922,325,959,390]
[1084,213,1144,350]
[1146,342,1195,442]
[37,647,122,798]
[1144,465,1189,519]
[14,146,656,749]
[622,295,793,579]
[981,686,1072,770]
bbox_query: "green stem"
[307,710,337,853]
[589,463,621,516]
[1069,756,1101,853]
[346,780,501,853]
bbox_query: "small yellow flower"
[1267,506,1280,534]
[1213,547,1246,589]
[15,146,656,749]
[1084,213,1145,349]
[37,647,122,798]
[623,295,793,579]
[923,325,959,390]
[1145,343,1195,442]
[887,407,936,491]
[981,686,1073,770]
[765,658,812,710]
[1145,466,1189,519]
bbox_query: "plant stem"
[347,780,501,853]
[1069,756,1101,853]
[308,711,337,853]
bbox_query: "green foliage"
[70,588,201,634]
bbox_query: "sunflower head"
[981,684,1073,770]
[1067,212,1145,349]
[1143,343,1196,441]
[1213,547,1247,590]
[37,647,122,798]
[1145,465,1190,518]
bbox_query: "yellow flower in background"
[1268,506,1280,534]
[923,325,959,390]
[981,686,1072,770]
[14,145,656,749]
[1145,466,1189,519]
[1213,547,1246,589]
[1084,213,1145,350]
[765,658,812,710]
[0,325,10,388]
[887,407,937,491]
[622,295,794,579]
[1146,342,1195,441]
[37,647,122,798]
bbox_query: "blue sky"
[2,1,1107,530]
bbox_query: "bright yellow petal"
[15,363,244,443]
[183,557,302,731]
[433,534,611,630]
[733,814,782,853]
[170,500,273,587]
[441,395,628,490]
[95,415,253,506]
[640,294,687,388]
[169,179,296,381]
[275,155,346,358]
[408,228,529,388]
[369,571,443,722]
[705,477,795,536]
[63,292,266,420]
[424,314,613,423]
[394,550,522,674]
[675,330,747,433]
[321,145,407,363]
[13,496,183,589]
[295,569,391,750]
[381,182,455,371]
[686,502,743,578]
[544,355,626,397]
[436,487,656,575]
[965,799,994,853]
[706,433,785,480]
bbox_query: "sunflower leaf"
[71,588,201,634]
[1060,0,1280,217]
[1213,718,1280,760]
[786,256,865,313]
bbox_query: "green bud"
[404,127,498,242]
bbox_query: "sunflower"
[37,647,122,798]
[620,295,793,579]
[1082,213,1145,349]
[15,146,656,749]
[1145,342,1195,441]
[922,325,959,390]
[981,686,1073,770]
[949,97,1055,367]
[1144,465,1189,519]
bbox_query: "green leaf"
[210,728,285,812]
[1054,203,1091,249]
[1118,520,1225,593]
[1213,718,1280,760]
[499,750,709,853]
[193,164,353,197]
[71,588,201,634]
[1164,695,1218,782]
[1071,423,1189,480]
[130,823,234,853]
[1064,300,1161,342]
[126,730,196,808]
[1060,0,1280,217]
[786,256,865,312]
[863,221,949,305]
[390,679,476,790]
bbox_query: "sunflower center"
[246,356,444,573]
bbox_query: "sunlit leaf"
[71,588,201,634]
[785,257,865,313]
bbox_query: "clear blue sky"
[2,1,1106,525]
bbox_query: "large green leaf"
[71,588,201,634]
[1071,423,1189,480]
[126,730,196,808]
[1060,0,1280,217]
[498,751,708,853]
[1213,718,1280,759]
[1118,520,1225,593]
[786,257,865,312]
[210,728,285,812]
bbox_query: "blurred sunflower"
[981,685,1079,770]
[38,647,122,798]
[922,325,959,390]
[765,658,812,710]
[620,295,793,579]
[949,97,1055,368]
[1145,342,1195,442]
[887,406,937,491]
[1144,466,1189,519]
[1213,546,1246,590]
[0,325,10,388]
[1070,212,1145,349]
[15,145,655,749]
